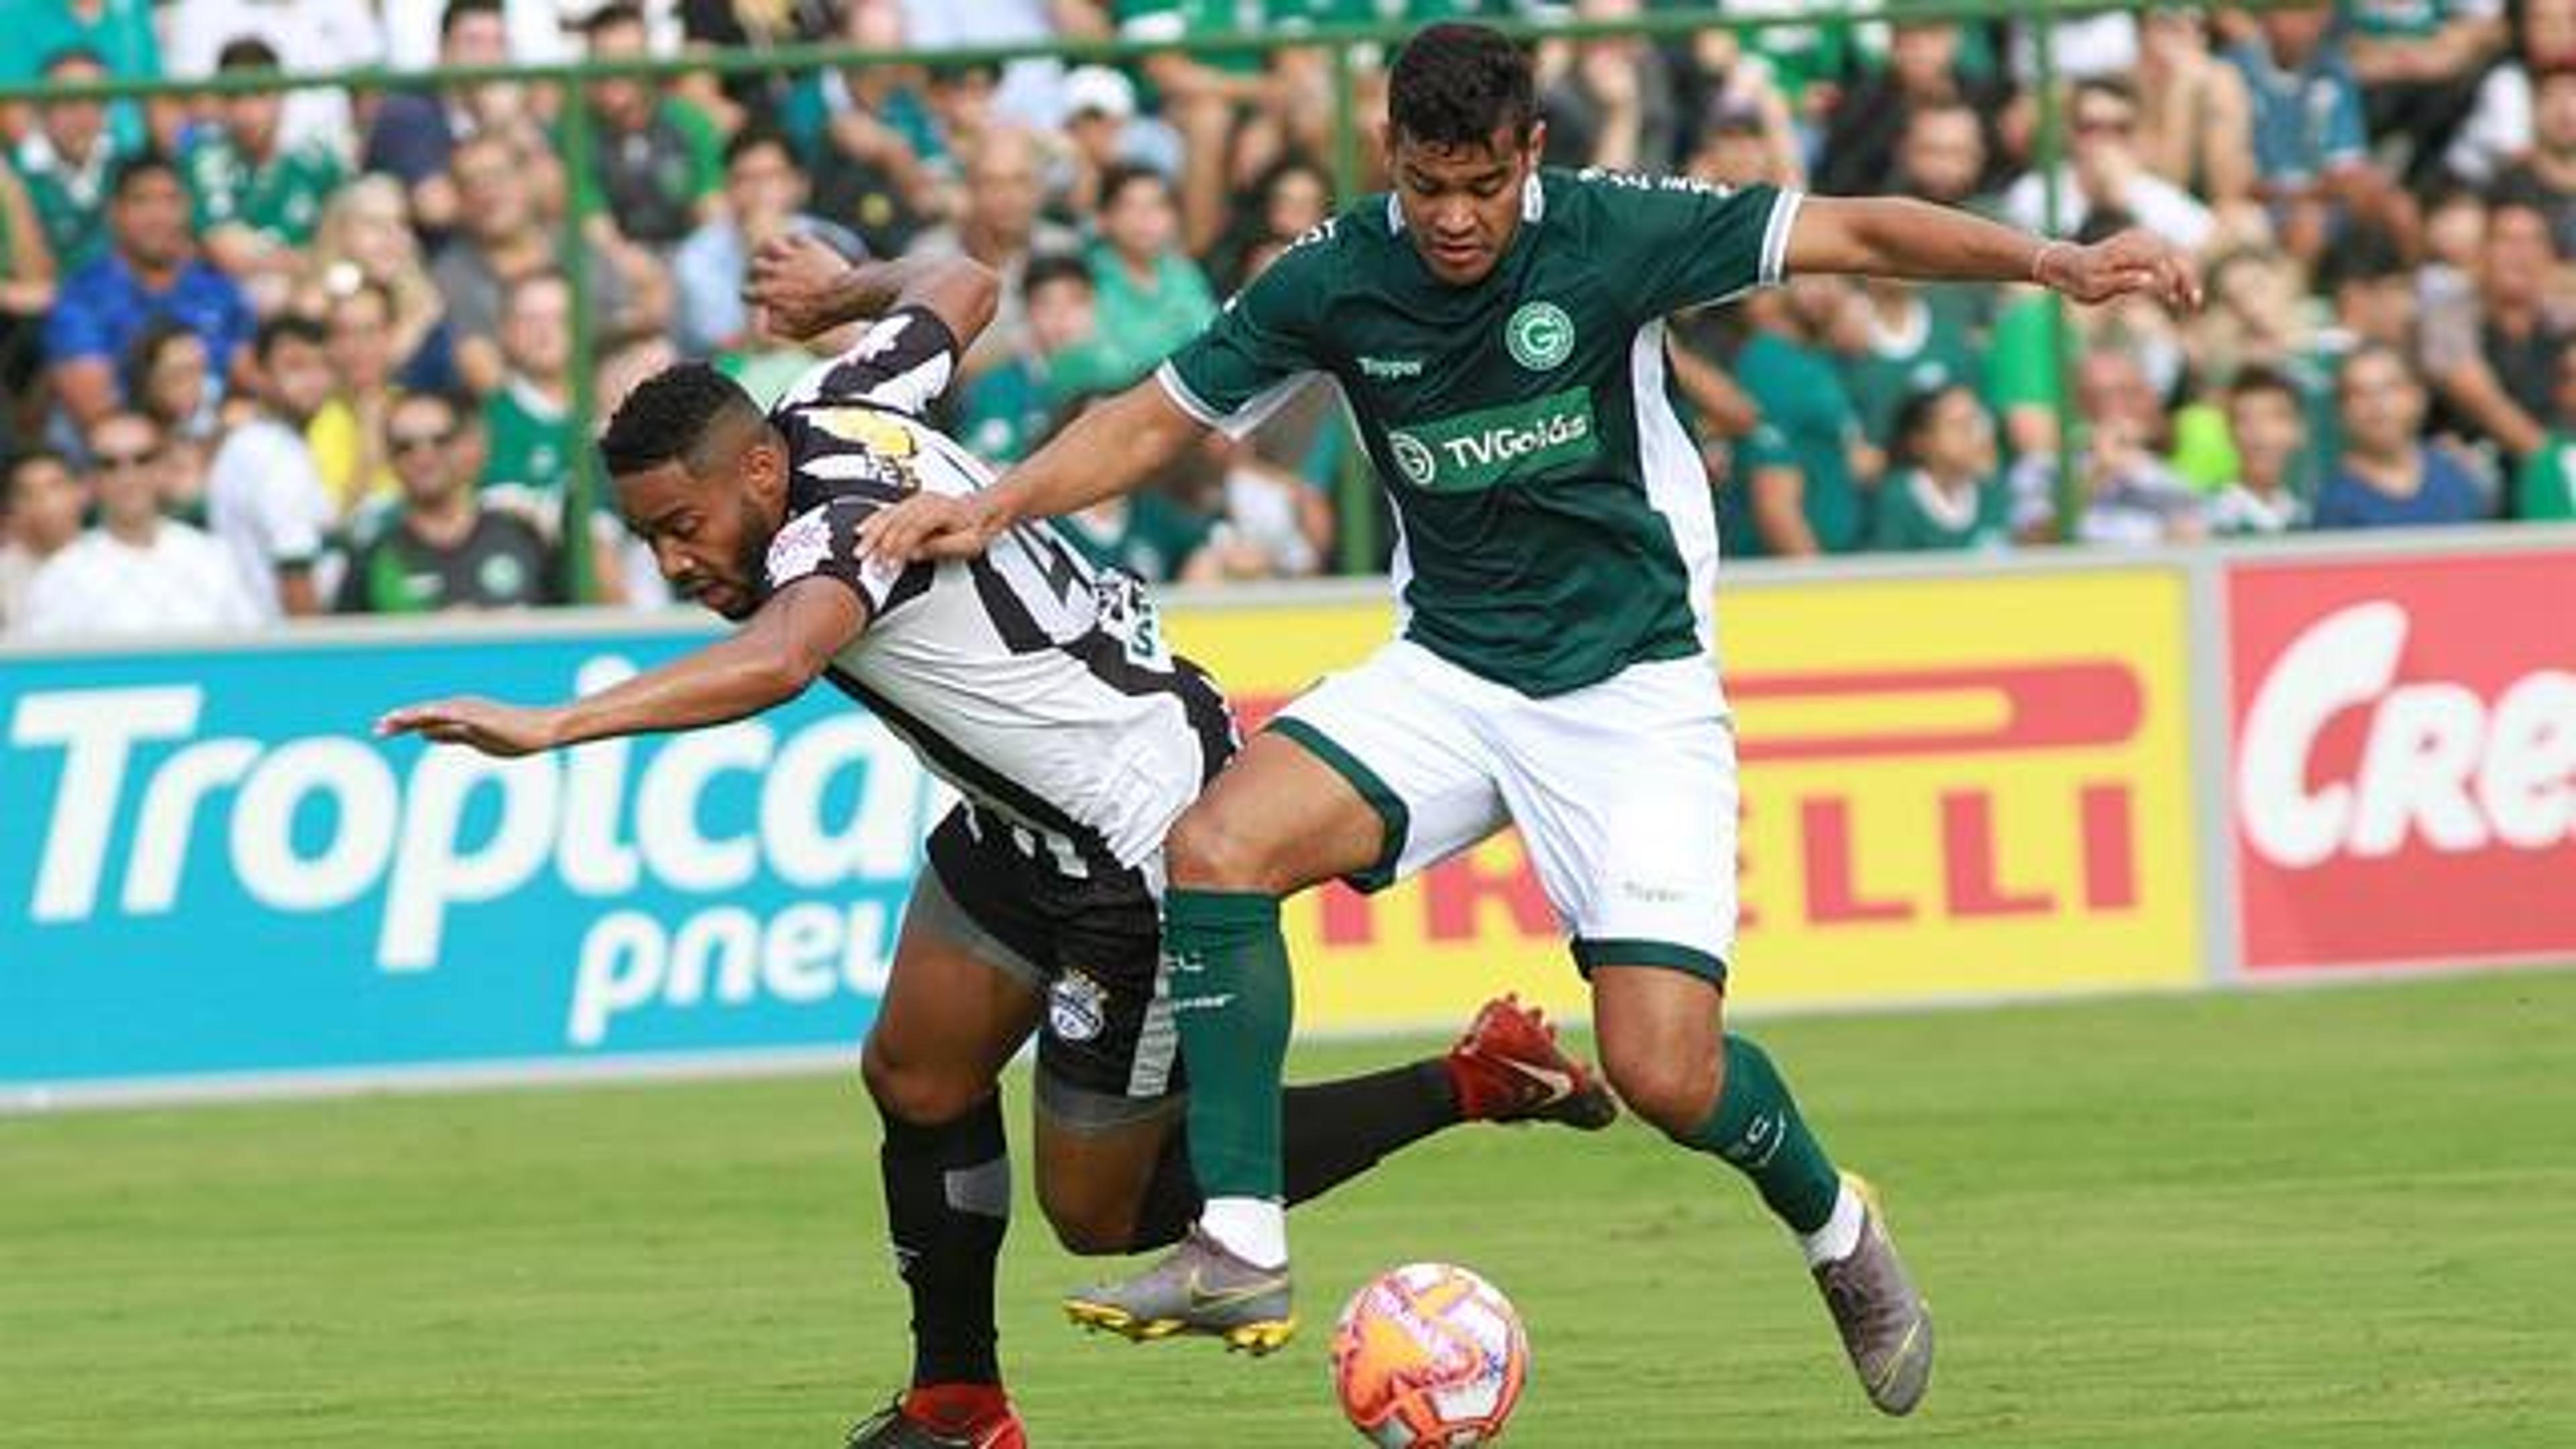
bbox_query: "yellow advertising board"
[1165,568,2202,1028]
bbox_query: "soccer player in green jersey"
[853,22,2199,1417]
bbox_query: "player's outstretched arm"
[855,376,1210,566]
[374,578,865,757]
[1784,196,2203,313]
[745,235,1001,358]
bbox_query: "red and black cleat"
[1444,993,1620,1130]
[845,1387,1028,1449]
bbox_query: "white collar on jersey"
[1385,171,1547,233]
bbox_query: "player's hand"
[745,232,852,341]
[374,698,564,757]
[2038,229,2203,313]
[855,490,1008,566]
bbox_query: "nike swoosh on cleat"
[1495,1056,1575,1104]
[1185,1269,1285,1313]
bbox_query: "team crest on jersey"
[1388,429,1438,486]
[765,505,834,584]
[1049,971,1108,1043]
[1506,301,1574,371]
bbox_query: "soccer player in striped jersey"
[378,241,1615,1449]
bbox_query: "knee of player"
[1603,1039,1725,1140]
[860,1039,991,1126]
[1034,1179,1138,1256]
[1163,804,1281,894]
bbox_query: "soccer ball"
[1329,1262,1529,1446]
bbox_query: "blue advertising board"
[1,622,950,1099]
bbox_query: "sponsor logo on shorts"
[1505,301,1574,371]
[1049,970,1108,1042]
[1359,354,1424,380]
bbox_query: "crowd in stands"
[1,0,2573,639]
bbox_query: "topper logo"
[2238,601,2576,869]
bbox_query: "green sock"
[1164,888,1293,1201]
[1687,1034,1842,1234]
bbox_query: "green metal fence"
[1,2,2131,588]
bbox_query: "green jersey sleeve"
[1585,174,1798,319]
[1158,223,1332,435]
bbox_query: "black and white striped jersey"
[759,307,1236,875]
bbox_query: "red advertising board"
[2229,548,2576,971]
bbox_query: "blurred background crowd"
[1,0,2572,641]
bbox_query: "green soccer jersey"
[1870,468,2010,551]
[184,136,343,246]
[1162,168,1793,697]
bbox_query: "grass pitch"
[4,969,2571,1448]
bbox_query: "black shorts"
[917,804,1184,1129]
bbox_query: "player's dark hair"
[109,150,182,199]
[256,313,328,362]
[1387,23,1538,150]
[599,362,765,478]
[216,36,282,72]
[440,0,504,40]
[1023,250,1094,297]
[724,119,794,170]
[41,45,107,76]
[2228,364,2302,410]
[1097,162,1171,213]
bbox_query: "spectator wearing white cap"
[1059,65,1185,223]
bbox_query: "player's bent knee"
[1163,803,1276,894]
[1601,1040,1725,1140]
[859,1038,993,1126]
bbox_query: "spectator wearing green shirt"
[14,49,127,276]
[577,5,724,250]
[1872,383,2010,551]
[1841,274,1981,451]
[7,0,168,154]
[959,252,1132,466]
[339,390,557,615]
[1726,278,1881,557]
[2513,347,2576,521]
[185,38,346,313]
[1085,164,1218,386]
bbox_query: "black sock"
[879,1094,1009,1386]
[1125,1061,1461,1252]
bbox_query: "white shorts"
[1271,639,1738,983]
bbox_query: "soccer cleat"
[1811,1173,1935,1417]
[1445,993,1620,1130]
[843,1391,1026,1449]
[1063,1226,1297,1355]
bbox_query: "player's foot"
[1811,1173,1935,1416]
[843,1387,1026,1448]
[1446,992,1620,1130]
[1063,1226,1297,1355]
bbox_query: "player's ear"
[744,437,787,511]
[1520,119,1548,172]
